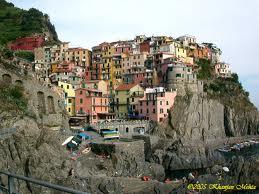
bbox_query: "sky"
[8,0,259,108]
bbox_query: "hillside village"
[6,34,232,126]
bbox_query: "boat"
[62,136,74,146]
[217,147,231,153]
[82,147,91,154]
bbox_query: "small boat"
[82,147,91,154]
[231,145,240,151]
[218,147,231,153]
[62,136,74,146]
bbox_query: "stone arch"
[2,74,12,84]
[47,96,55,114]
[133,127,145,134]
[37,91,46,115]
[15,80,23,86]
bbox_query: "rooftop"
[115,83,138,91]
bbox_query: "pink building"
[56,61,75,73]
[136,87,177,122]
[114,43,132,55]
[75,88,113,123]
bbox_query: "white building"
[215,63,231,77]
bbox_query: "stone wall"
[90,139,145,161]
[91,120,151,136]
[0,66,69,129]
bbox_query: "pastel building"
[177,35,196,47]
[84,80,109,95]
[75,88,112,123]
[65,47,91,67]
[136,87,177,122]
[215,63,231,77]
[114,83,144,118]
[58,81,76,116]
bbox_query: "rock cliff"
[150,80,259,184]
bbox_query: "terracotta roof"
[115,83,138,91]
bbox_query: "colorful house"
[114,83,144,118]
[136,87,177,122]
[8,35,45,51]
[75,88,112,123]
[58,81,76,116]
[215,63,231,78]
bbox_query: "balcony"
[92,103,109,107]
[130,91,144,97]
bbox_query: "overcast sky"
[8,0,259,108]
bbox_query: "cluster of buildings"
[8,34,232,124]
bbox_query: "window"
[160,108,163,113]
[153,101,155,105]
[140,101,142,106]
[61,85,63,88]
[68,99,72,103]
[126,127,129,133]
[67,85,69,89]
[68,108,71,112]
[147,109,149,114]
[176,73,181,78]
[80,90,83,94]
[160,101,162,105]
[80,99,83,103]
[140,109,142,113]
[93,115,96,119]
[132,98,134,102]
[153,109,156,113]
[146,101,149,106]
[166,101,169,105]
[167,109,170,113]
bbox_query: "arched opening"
[15,80,23,86]
[47,96,55,114]
[2,74,12,84]
[133,127,145,134]
[37,91,46,115]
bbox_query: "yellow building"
[101,43,116,82]
[58,81,75,116]
[114,83,144,118]
[65,47,91,67]
[50,63,58,73]
[174,41,187,60]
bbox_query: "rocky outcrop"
[151,93,259,173]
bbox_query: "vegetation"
[0,81,27,113]
[205,73,254,109]
[15,50,34,61]
[197,59,213,80]
[0,45,13,59]
[0,0,59,45]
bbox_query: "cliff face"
[151,91,259,172]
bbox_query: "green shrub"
[0,82,27,112]
[197,59,213,80]
[15,50,34,61]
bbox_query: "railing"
[0,171,89,194]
